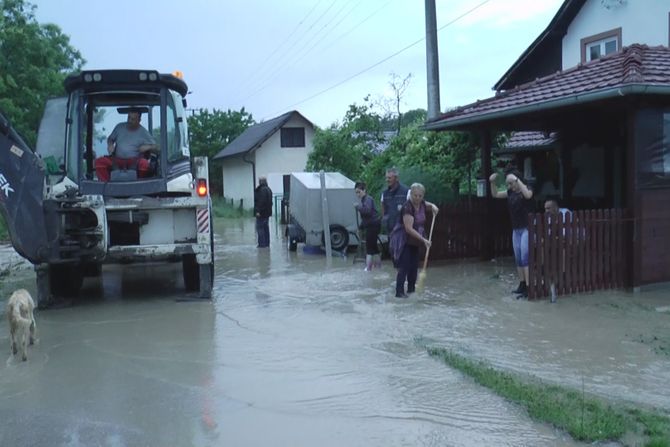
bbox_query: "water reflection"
[0,215,666,446]
[256,249,271,278]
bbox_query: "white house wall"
[562,0,669,69]
[222,157,254,208]
[221,114,315,210]
[255,115,315,201]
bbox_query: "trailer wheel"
[322,224,349,251]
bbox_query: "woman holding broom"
[389,183,438,298]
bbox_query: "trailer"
[286,172,360,252]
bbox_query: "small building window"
[580,27,622,63]
[280,127,305,147]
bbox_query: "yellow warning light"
[172,70,184,79]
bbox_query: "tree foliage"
[306,100,382,181]
[0,0,84,146]
[307,97,480,206]
[187,108,255,160]
[187,107,255,195]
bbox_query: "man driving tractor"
[94,109,156,182]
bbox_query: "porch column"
[625,109,639,289]
[480,131,493,260]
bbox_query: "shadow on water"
[0,217,667,446]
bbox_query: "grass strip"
[211,197,252,218]
[424,345,670,446]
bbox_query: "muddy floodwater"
[1,218,668,446]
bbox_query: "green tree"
[0,0,84,146]
[187,107,255,196]
[359,120,478,204]
[308,95,480,206]
[306,99,382,180]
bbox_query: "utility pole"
[425,0,441,120]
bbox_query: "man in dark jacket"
[254,176,273,248]
[381,167,409,234]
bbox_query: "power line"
[236,0,343,104]
[319,0,395,54]
[266,0,493,118]
[232,0,326,97]
[289,0,362,70]
[239,0,361,104]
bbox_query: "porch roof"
[495,131,559,154]
[425,44,670,132]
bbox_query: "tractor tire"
[182,254,199,291]
[49,263,84,298]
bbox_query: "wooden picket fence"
[527,209,629,300]
[430,198,511,259]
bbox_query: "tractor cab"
[38,69,193,198]
[1,69,213,306]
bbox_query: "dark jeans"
[396,244,419,295]
[256,217,270,247]
[364,222,381,255]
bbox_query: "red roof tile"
[427,44,670,130]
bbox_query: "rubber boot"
[373,254,382,269]
[512,281,527,294]
[365,255,373,271]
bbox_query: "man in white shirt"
[94,110,156,182]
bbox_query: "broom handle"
[422,211,437,270]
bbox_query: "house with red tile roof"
[426,0,670,293]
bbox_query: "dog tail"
[10,299,33,330]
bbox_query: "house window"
[636,108,670,189]
[580,28,622,63]
[280,127,305,147]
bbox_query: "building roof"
[495,131,559,154]
[425,44,670,131]
[212,110,313,161]
[494,0,586,91]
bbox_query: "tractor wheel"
[49,263,84,298]
[182,254,199,291]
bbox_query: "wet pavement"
[0,217,668,446]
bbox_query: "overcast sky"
[32,0,563,128]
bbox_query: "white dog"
[7,289,36,361]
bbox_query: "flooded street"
[0,217,668,446]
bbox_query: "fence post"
[280,198,288,224]
[480,131,494,261]
[528,213,536,299]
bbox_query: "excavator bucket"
[0,111,48,264]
